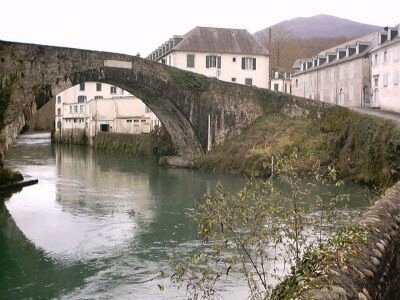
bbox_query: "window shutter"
[206,56,210,68]
[242,57,245,69]
[253,58,257,70]
[217,56,221,69]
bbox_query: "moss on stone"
[168,68,210,95]
[0,75,17,129]
[255,89,290,114]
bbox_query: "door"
[338,88,345,106]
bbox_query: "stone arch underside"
[0,40,264,163]
[69,67,204,159]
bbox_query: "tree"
[168,155,361,299]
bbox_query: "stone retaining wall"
[275,183,400,299]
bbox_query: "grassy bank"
[198,108,400,188]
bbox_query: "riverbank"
[199,103,400,189]
[0,167,23,186]
[53,128,176,159]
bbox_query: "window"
[79,82,85,91]
[274,83,279,91]
[127,120,132,123]
[74,105,78,113]
[245,78,253,86]
[383,51,388,63]
[141,120,146,122]
[232,57,236,62]
[95,95,103,100]
[242,57,256,70]
[80,105,84,113]
[110,86,117,94]
[100,124,109,132]
[374,76,379,88]
[57,108,61,115]
[394,71,399,85]
[206,55,221,68]
[96,83,102,91]
[374,54,379,65]
[69,106,72,113]
[161,58,166,64]
[57,96,61,104]
[134,120,139,123]
[57,121,61,129]
[78,95,87,103]
[383,73,389,87]
[231,77,236,82]
[187,54,195,68]
[295,79,298,88]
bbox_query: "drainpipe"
[207,114,212,152]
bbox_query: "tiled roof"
[173,27,269,55]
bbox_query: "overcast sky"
[1,0,399,57]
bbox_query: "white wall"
[370,42,400,112]
[158,51,269,88]
[55,82,160,135]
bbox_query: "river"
[0,132,373,299]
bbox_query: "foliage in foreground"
[166,158,371,299]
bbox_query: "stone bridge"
[0,40,266,165]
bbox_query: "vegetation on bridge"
[168,68,210,95]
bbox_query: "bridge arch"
[0,40,264,163]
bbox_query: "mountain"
[254,14,381,42]
[254,15,382,72]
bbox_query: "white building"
[370,25,400,112]
[55,82,160,137]
[291,32,377,107]
[270,71,292,93]
[146,27,270,88]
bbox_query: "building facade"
[291,33,377,107]
[146,27,270,88]
[55,82,160,138]
[370,25,400,112]
[270,72,292,93]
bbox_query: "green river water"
[0,132,373,299]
